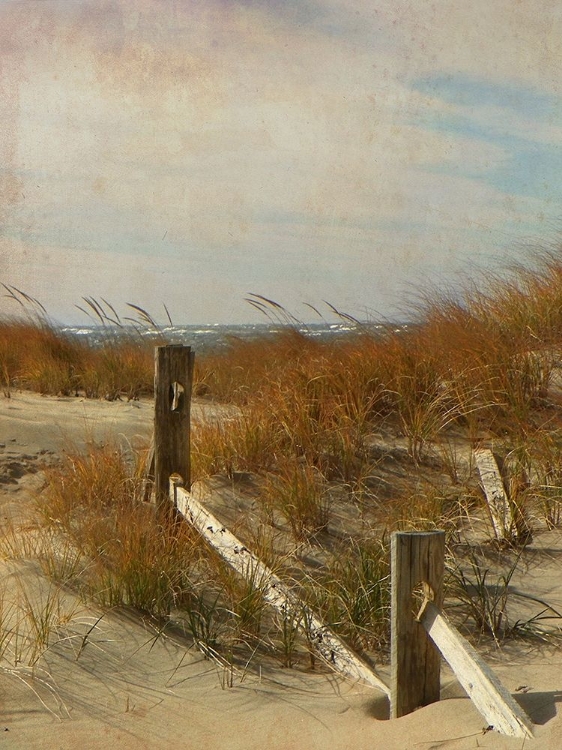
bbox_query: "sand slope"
[0,392,561,749]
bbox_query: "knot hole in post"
[412,581,435,622]
[169,382,185,412]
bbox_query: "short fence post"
[391,530,445,718]
[154,345,195,500]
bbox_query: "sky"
[0,0,561,324]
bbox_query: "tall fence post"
[154,345,195,500]
[391,530,445,719]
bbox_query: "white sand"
[0,392,560,749]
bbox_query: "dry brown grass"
[0,290,160,400]
[0,319,156,400]
[5,249,562,665]
[36,443,199,616]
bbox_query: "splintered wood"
[474,449,513,541]
[171,478,390,696]
[474,448,531,545]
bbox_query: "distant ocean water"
[60,322,407,353]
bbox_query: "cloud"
[1,0,561,322]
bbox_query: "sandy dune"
[0,392,561,749]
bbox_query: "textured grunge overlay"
[1,1,561,325]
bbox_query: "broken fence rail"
[170,476,390,696]
[420,601,533,738]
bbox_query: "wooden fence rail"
[171,476,390,695]
[420,602,533,738]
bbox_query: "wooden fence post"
[154,345,195,500]
[391,530,445,719]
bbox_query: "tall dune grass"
[0,289,161,399]
[36,443,198,616]
[5,249,562,664]
[193,252,562,472]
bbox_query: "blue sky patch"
[408,75,562,204]
[412,73,559,121]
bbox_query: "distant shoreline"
[58,321,410,352]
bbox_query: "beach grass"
[3,250,562,671]
[0,289,159,400]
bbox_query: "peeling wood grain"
[172,479,390,696]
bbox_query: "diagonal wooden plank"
[420,601,533,738]
[172,479,390,696]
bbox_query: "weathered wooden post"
[391,530,445,718]
[154,345,195,500]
